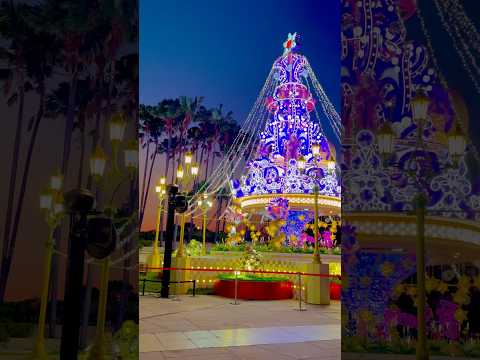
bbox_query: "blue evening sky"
[140,0,339,134]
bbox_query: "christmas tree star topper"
[283,32,298,54]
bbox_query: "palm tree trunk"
[48,70,78,334]
[139,145,157,227]
[213,195,223,243]
[159,153,169,244]
[204,149,211,183]
[77,114,86,188]
[7,83,45,284]
[117,177,137,329]
[171,149,177,184]
[140,141,150,215]
[61,70,78,176]
[0,79,24,303]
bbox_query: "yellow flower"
[406,285,417,298]
[473,275,480,290]
[359,309,373,322]
[380,262,394,277]
[360,276,371,287]
[425,277,437,293]
[455,308,467,323]
[436,281,449,294]
[458,276,471,291]
[453,291,470,305]
[392,284,404,299]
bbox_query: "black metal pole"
[161,185,178,298]
[60,213,88,359]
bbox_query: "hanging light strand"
[184,68,278,214]
[416,3,480,167]
[305,60,342,143]
[432,0,480,95]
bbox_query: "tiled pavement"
[140,295,340,359]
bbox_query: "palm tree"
[0,1,62,303]
[139,103,164,227]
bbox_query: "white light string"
[432,0,480,95]
[416,4,480,167]
[305,60,343,143]
[185,68,278,211]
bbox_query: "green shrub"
[6,322,33,338]
[211,243,341,255]
[186,239,202,256]
[0,323,9,343]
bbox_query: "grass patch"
[218,273,290,282]
[139,273,162,294]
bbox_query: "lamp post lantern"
[302,149,338,264]
[109,113,127,174]
[90,145,107,180]
[376,89,466,360]
[198,194,213,256]
[32,178,64,360]
[124,140,139,173]
[175,151,199,258]
[148,178,166,269]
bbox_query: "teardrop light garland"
[417,3,480,167]
[442,0,480,58]
[432,0,480,95]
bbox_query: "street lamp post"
[376,89,466,360]
[300,147,337,264]
[148,177,166,269]
[197,194,213,256]
[175,152,199,257]
[88,113,135,359]
[32,179,64,360]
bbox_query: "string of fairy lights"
[416,3,480,167]
[176,54,342,228]
[432,0,480,95]
[184,68,278,214]
[305,59,343,143]
[442,0,480,53]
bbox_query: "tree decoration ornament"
[283,32,298,55]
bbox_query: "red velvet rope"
[140,266,341,279]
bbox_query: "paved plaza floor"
[140,294,341,359]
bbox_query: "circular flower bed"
[213,274,293,300]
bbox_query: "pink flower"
[436,300,457,324]
[384,308,400,325]
[300,232,314,245]
[444,322,460,340]
[398,312,417,328]
[321,230,333,248]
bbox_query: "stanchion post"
[192,280,196,297]
[296,272,306,311]
[231,271,240,305]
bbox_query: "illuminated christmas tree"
[231,33,341,243]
